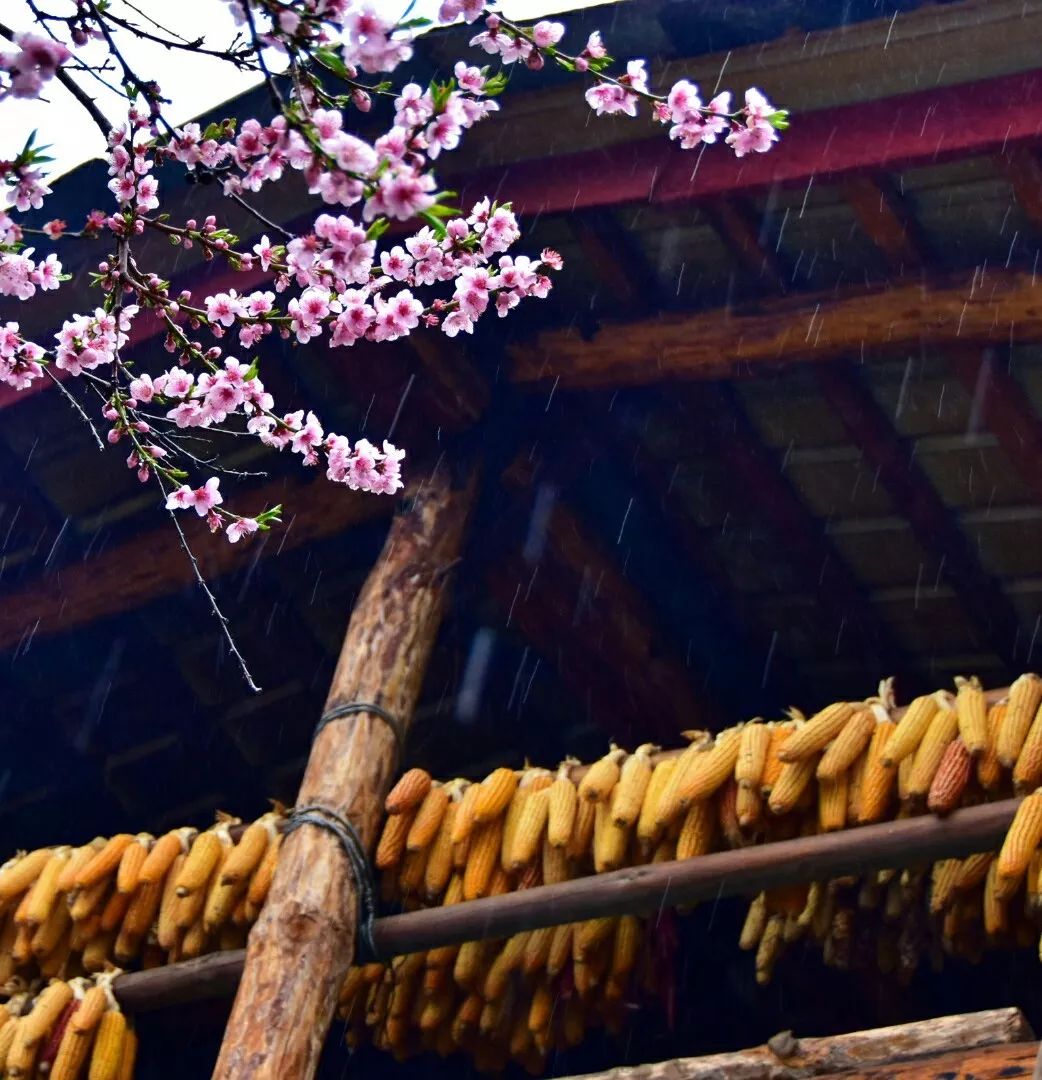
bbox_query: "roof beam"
[816,363,1022,666]
[998,146,1042,232]
[0,473,395,652]
[462,70,1042,220]
[705,199,786,291]
[842,173,928,271]
[510,269,1042,388]
[951,348,1042,507]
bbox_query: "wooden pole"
[212,465,476,1080]
[117,797,1019,1015]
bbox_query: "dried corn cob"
[817,707,876,782]
[906,697,958,798]
[676,801,715,860]
[882,692,942,767]
[955,676,988,757]
[768,756,818,816]
[927,737,973,815]
[778,702,855,762]
[507,786,550,872]
[818,773,848,833]
[88,1007,126,1080]
[546,762,578,848]
[75,836,134,892]
[386,769,433,815]
[578,746,626,804]
[115,835,151,895]
[473,767,519,825]
[736,721,770,790]
[1014,708,1042,793]
[565,798,596,861]
[175,829,226,898]
[221,815,275,886]
[462,819,502,901]
[675,726,742,807]
[611,744,657,827]
[375,810,414,871]
[636,757,676,849]
[406,783,450,853]
[857,718,896,824]
[999,674,1042,767]
[139,828,193,886]
[0,849,52,903]
[24,847,70,928]
[593,802,630,872]
[998,788,1042,881]
[977,700,1007,791]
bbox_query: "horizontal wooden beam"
[462,70,1042,220]
[553,1009,1032,1080]
[0,473,395,651]
[815,1041,1037,1080]
[510,270,1042,388]
[112,797,1020,1013]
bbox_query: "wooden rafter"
[950,349,1042,507]
[998,146,1042,232]
[706,198,785,290]
[817,363,1022,666]
[510,269,1042,388]
[842,173,928,271]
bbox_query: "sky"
[3,0,612,178]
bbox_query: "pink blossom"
[128,373,155,403]
[227,517,260,543]
[532,21,565,48]
[253,235,277,270]
[42,219,66,240]
[205,291,245,327]
[726,118,777,157]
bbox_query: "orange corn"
[768,757,818,816]
[817,773,848,832]
[138,828,193,886]
[736,783,761,829]
[75,836,134,891]
[1014,707,1042,793]
[175,830,225,897]
[857,719,896,824]
[735,721,770,790]
[31,898,71,959]
[927,737,972,815]
[778,702,855,762]
[462,818,502,901]
[483,932,528,1001]
[0,849,52,903]
[24,848,70,928]
[56,842,104,894]
[955,675,988,756]
[422,802,457,901]
[547,922,575,979]
[882,693,942,767]
[116,1027,136,1080]
[405,784,450,852]
[929,858,961,914]
[449,782,480,846]
[955,852,994,893]
[977,700,1007,791]
[507,788,550,871]
[999,674,1042,767]
[385,768,433,815]
[87,1009,126,1080]
[906,698,959,798]
[375,810,413,871]
[473,767,519,824]
[675,801,715,860]
[760,722,794,792]
[998,789,1042,881]
[115,836,151,895]
[221,817,274,886]
[816,708,876,782]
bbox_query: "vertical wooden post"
[212,464,476,1079]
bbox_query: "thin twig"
[226,189,293,240]
[45,369,105,450]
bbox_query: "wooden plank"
[461,70,1042,221]
[815,1040,1037,1079]
[842,173,928,271]
[510,269,1042,388]
[817,364,1022,666]
[547,1010,1032,1080]
[212,464,476,1080]
[707,198,786,290]
[0,472,395,651]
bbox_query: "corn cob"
[156,852,186,952]
[817,707,876,781]
[139,828,193,886]
[929,858,961,914]
[386,768,433,815]
[675,801,715,860]
[483,932,527,1001]
[1014,704,1042,792]
[6,1017,38,1079]
[906,697,959,798]
[984,860,1009,936]
[593,801,630,872]
[768,756,818,816]
[610,744,657,827]
[636,758,676,849]
[449,782,480,847]
[75,836,134,891]
[736,783,762,829]
[927,737,973,815]
[955,675,988,756]
[0,1018,19,1073]
[82,931,116,974]
[575,915,616,960]
[423,801,458,901]
[755,914,785,985]
[70,985,109,1036]
[221,815,275,886]
[32,894,71,958]
[856,719,896,824]
[49,1007,100,1080]
[463,819,502,901]
[818,773,848,833]
[397,844,430,897]
[88,1008,126,1080]
[998,674,1042,767]
[527,982,553,1035]
[116,1027,136,1080]
[565,798,596,861]
[375,809,413,871]
[956,852,994,893]
[522,925,555,976]
[473,767,519,825]
[175,829,226,898]
[998,788,1042,881]
[576,746,623,804]
[882,693,943,767]
[115,835,151,895]
[735,720,770,790]
[542,835,570,885]
[978,701,1007,791]
[57,841,104,894]
[675,726,742,807]
[0,848,52,903]
[778,702,855,762]
[406,783,450,853]
[245,830,280,910]
[24,847,71,927]
[507,787,550,871]
[739,892,767,950]
[21,980,74,1048]
[760,722,794,792]
[546,923,574,978]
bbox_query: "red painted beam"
[460,69,1042,217]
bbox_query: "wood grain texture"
[552,1009,1032,1080]
[211,464,476,1080]
[814,1040,1037,1079]
[510,270,1042,388]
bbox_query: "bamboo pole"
[116,796,1019,1014]
[212,465,476,1080]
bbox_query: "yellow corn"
[88,1009,126,1080]
[0,1018,19,1073]
[768,757,818,816]
[449,782,480,846]
[82,930,116,974]
[138,828,193,886]
[929,858,961,914]
[675,726,742,807]
[483,932,527,1001]
[816,708,876,781]
[542,836,570,885]
[472,767,519,824]
[528,982,553,1035]
[70,986,108,1036]
[735,721,770,790]
[955,852,994,893]
[375,810,413,871]
[385,768,433,815]
[984,860,1009,936]
[99,888,132,935]
[75,836,134,891]
[818,773,848,832]
[24,847,70,928]
[564,797,596,861]
[221,816,274,885]
[6,1018,37,1079]
[578,746,626,804]
[48,1015,96,1080]
[955,675,988,756]
[31,895,71,958]
[675,801,715,860]
[882,692,943,767]
[978,701,1007,791]
[999,674,1042,767]
[0,848,52,903]
[462,819,502,901]
[755,913,784,985]
[546,764,579,850]
[116,881,162,959]
[906,697,959,798]
[423,802,457,901]
[856,719,896,824]
[405,784,450,852]
[156,852,186,951]
[611,913,641,976]
[593,801,630,873]
[739,892,767,950]
[575,915,616,960]
[735,783,761,829]
[115,835,151,895]
[21,980,74,1048]
[175,830,225,897]
[56,841,104,894]
[116,1027,136,1080]
[396,845,429,897]
[1015,703,1042,793]
[546,923,574,978]
[507,788,550,871]
[778,702,855,762]
[760,722,794,792]
[998,789,1042,881]
[522,925,555,976]
[636,758,676,848]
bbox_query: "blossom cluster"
[0,31,70,99]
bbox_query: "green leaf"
[397,16,432,30]
[419,210,448,239]
[365,217,390,241]
[768,109,791,131]
[313,45,349,79]
[244,357,261,382]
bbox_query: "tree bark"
[212,463,476,1080]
